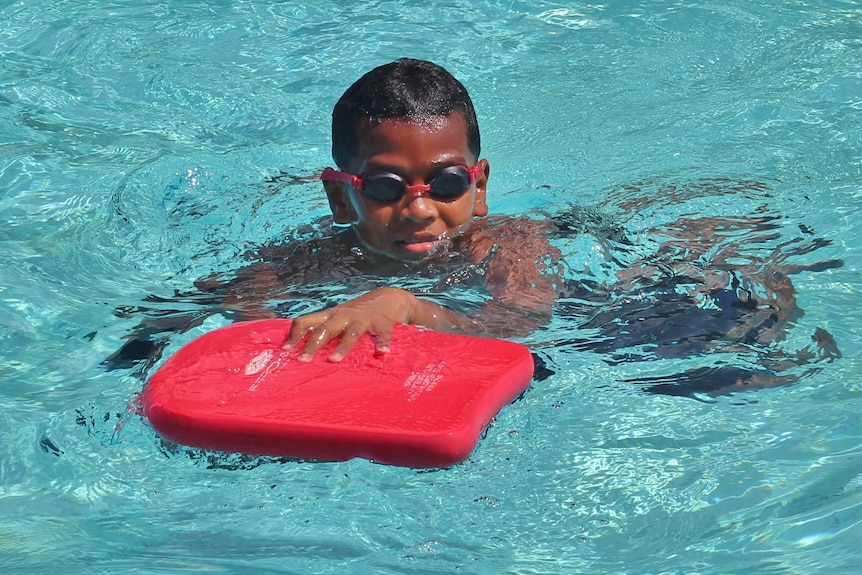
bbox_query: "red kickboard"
[140,319,533,468]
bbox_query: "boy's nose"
[398,192,437,223]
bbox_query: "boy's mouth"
[398,234,449,255]
[401,239,439,253]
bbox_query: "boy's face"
[324,113,489,261]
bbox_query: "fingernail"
[327,352,343,363]
[297,353,311,362]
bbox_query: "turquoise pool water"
[2,0,861,573]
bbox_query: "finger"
[373,328,392,354]
[283,313,327,349]
[296,318,349,362]
[327,325,366,363]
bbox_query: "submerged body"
[110,196,841,397]
[109,59,842,397]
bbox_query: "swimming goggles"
[321,163,482,203]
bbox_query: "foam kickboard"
[140,319,534,467]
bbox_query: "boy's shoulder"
[470,214,556,238]
[464,214,558,261]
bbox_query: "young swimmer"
[105,59,559,372]
[106,58,841,396]
[281,58,558,362]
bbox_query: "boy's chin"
[396,238,452,259]
[362,238,454,263]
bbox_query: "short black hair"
[331,58,480,170]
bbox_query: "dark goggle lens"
[362,166,472,203]
[363,175,406,202]
[428,166,471,198]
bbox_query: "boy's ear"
[324,180,357,224]
[472,159,489,217]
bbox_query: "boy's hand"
[283,287,420,362]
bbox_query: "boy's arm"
[284,286,474,362]
[285,219,561,362]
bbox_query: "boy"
[109,59,840,396]
[108,59,558,372]
[280,58,559,362]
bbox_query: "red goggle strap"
[321,168,364,190]
[466,162,483,184]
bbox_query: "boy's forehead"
[360,113,467,140]
[351,113,472,167]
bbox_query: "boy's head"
[331,58,480,170]
[324,59,489,262]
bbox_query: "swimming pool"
[2,0,860,572]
